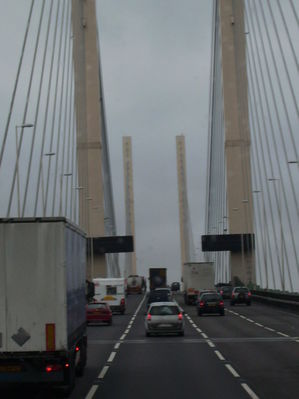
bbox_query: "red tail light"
[219,301,224,306]
[147,313,152,321]
[231,293,235,298]
[220,290,223,295]
[178,313,183,320]
[65,363,70,368]
[121,298,125,305]
[248,292,252,297]
[199,301,204,307]
[45,364,62,373]
[75,346,80,352]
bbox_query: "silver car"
[145,302,185,336]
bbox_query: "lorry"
[93,277,126,314]
[0,217,89,395]
[126,275,146,294]
[183,262,215,305]
[149,268,167,291]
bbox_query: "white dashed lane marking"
[98,365,109,379]
[107,352,116,363]
[225,364,240,378]
[241,383,260,399]
[114,342,121,349]
[85,385,98,399]
[214,350,225,361]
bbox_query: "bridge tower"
[123,137,136,277]
[176,135,191,277]
[219,0,255,285]
[71,0,106,278]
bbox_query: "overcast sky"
[96,1,213,282]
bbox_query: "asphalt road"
[1,294,299,398]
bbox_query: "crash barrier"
[252,289,299,312]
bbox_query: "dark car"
[197,293,225,316]
[86,302,112,325]
[171,282,180,291]
[147,289,172,309]
[230,287,252,306]
[218,285,233,299]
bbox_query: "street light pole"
[15,124,34,217]
[268,178,284,291]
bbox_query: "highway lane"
[1,293,299,398]
[0,294,143,399]
[89,294,251,399]
[181,295,299,399]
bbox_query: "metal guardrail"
[252,289,299,312]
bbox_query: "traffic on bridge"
[0,0,298,398]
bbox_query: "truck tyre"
[76,340,87,377]
[59,356,76,397]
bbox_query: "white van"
[93,278,126,314]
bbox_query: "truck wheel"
[59,358,76,397]
[76,340,87,377]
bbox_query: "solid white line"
[107,352,116,363]
[264,327,275,332]
[255,323,263,327]
[85,385,98,399]
[214,350,225,361]
[125,329,130,334]
[207,340,215,348]
[196,328,202,333]
[241,383,259,399]
[114,342,121,349]
[225,364,240,378]
[277,332,289,337]
[246,318,254,323]
[120,334,126,340]
[240,315,246,319]
[98,365,109,379]
[201,333,208,339]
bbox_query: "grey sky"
[0,1,213,284]
[96,0,213,282]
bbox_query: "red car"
[86,302,112,325]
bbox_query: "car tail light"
[121,298,125,305]
[45,364,62,373]
[199,301,204,307]
[220,290,223,295]
[75,346,80,352]
[147,314,152,321]
[248,292,252,297]
[65,363,70,368]
[231,293,235,298]
[219,301,224,306]
[178,313,183,320]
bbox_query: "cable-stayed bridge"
[0,1,298,398]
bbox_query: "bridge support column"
[219,0,255,286]
[72,0,107,278]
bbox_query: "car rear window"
[148,292,170,303]
[150,306,180,315]
[235,288,248,293]
[87,303,107,309]
[201,294,221,301]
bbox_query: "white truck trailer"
[0,218,89,394]
[93,277,127,314]
[183,262,215,305]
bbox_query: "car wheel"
[179,331,184,336]
[230,301,235,306]
[247,302,251,306]
[146,332,151,337]
[220,311,225,316]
